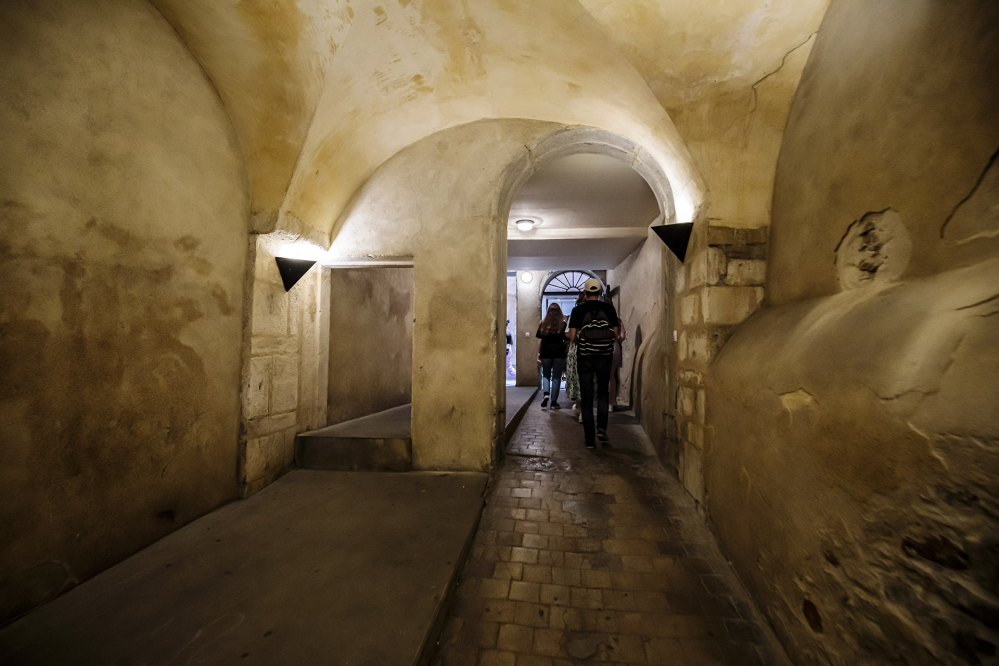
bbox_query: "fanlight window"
[543,270,594,295]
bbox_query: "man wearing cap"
[567,278,620,449]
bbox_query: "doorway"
[327,267,415,425]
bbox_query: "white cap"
[583,278,601,293]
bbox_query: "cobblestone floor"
[430,403,790,666]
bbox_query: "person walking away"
[609,321,626,410]
[567,278,620,448]
[568,292,586,421]
[536,303,568,409]
[566,337,580,418]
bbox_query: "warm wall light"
[673,196,695,224]
[515,219,535,231]
[652,223,694,262]
[273,240,325,290]
[275,257,317,291]
[520,272,534,283]
[276,242,325,261]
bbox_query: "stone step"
[295,404,412,471]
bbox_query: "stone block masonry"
[672,223,768,508]
[238,235,330,497]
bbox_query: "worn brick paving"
[430,403,788,666]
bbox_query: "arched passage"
[498,127,682,449]
[323,120,687,469]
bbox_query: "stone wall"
[608,233,678,464]
[239,237,329,497]
[665,15,813,506]
[672,221,768,506]
[0,0,249,625]
[705,1,999,663]
[327,267,414,425]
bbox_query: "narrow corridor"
[431,405,790,666]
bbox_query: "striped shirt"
[569,300,619,357]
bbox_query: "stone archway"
[498,126,679,230]
[497,125,680,446]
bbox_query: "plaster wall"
[705,1,999,663]
[642,3,824,507]
[148,0,704,247]
[767,0,999,305]
[580,0,828,232]
[515,271,546,388]
[328,120,567,470]
[239,237,330,497]
[281,0,704,244]
[505,275,517,381]
[607,234,675,464]
[327,268,414,425]
[0,0,248,624]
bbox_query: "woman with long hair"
[536,302,568,409]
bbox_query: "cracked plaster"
[706,2,999,663]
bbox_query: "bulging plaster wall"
[0,0,249,624]
[706,1,999,663]
[767,0,999,305]
[327,267,414,426]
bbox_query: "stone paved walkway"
[430,403,791,666]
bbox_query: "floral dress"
[565,342,580,402]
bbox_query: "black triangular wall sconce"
[651,222,694,262]
[275,257,318,291]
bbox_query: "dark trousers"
[540,357,566,405]
[578,354,612,445]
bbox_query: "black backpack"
[579,307,616,342]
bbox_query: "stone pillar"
[409,210,505,471]
[515,270,546,387]
[239,235,329,497]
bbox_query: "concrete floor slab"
[0,470,488,666]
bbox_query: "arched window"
[542,270,596,295]
[540,270,604,318]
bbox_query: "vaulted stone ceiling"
[150,0,828,244]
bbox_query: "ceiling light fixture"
[515,219,535,231]
[520,272,534,284]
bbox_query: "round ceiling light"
[520,272,534,283]
[515,219,535,231]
